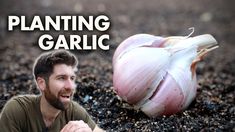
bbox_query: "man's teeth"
[61,95,70,98]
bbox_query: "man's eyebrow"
[55,74,76,77]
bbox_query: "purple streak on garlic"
[112,33,218,117]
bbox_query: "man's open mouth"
[61,95,70,98]
[60,94,71,102]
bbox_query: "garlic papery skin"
[112,33,218,117]
[113,34,165,68]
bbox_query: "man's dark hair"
[33,50,78,80]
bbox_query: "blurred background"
[0,0,234,131]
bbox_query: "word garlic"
[112,32,218,117]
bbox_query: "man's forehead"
[52,64,77,76]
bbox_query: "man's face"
[44,64,77,110]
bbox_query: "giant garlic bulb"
[112,32,218,117]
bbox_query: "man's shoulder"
[11,94,39,103]
[6,94,39,109]
[1,95,38,118]
[0,95,40,131]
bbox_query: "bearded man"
[0,50,104,132]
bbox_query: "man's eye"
[58,76,65,80]
[71,76,76,81]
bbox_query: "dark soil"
[0,0,234,131]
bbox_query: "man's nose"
[64,79,75,90]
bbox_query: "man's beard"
[44,86,73,111]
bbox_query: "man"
[0,50,104,132]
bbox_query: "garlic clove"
[113,47,170,104]
[141,73,184,117]
[141,46,198,117]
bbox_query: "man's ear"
[36,77,47,91]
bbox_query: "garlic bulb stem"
[184,34,217,50]
[166,34,218,53]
